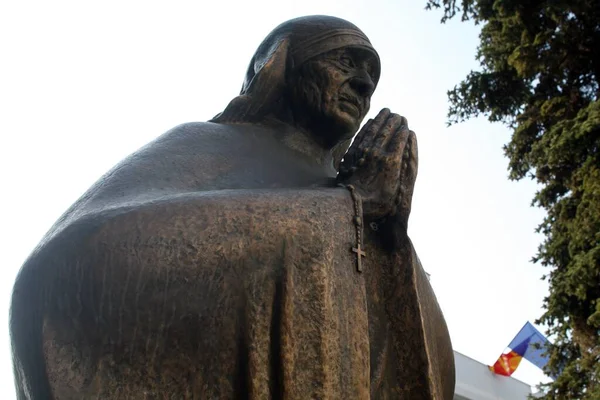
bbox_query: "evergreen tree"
[425,1,600,398]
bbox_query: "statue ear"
[211,38,290,123]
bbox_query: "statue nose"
[350,70,375,97]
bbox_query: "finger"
[385,116,410,153]
[363,120,406,195]
[340,109,397,182]
[345,109,382,167]
[372,108,391,130]
[396,130,418,230]
[360,108,391,151]
[371,113,403,152]
[346,118,375,165]
[352,117,374,148]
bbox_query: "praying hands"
[337,108,419,231]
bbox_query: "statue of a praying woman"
[10,15,455,399]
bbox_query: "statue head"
[212,15,380,149]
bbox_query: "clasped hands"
[337,108,418,232]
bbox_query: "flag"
[508,321,551,370]
[489,322,552,377]
[489,336,531,376]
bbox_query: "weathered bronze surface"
[10,15,455,399]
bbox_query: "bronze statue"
[10,15,455,399]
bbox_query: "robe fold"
[11,123,454,399]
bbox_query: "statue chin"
[333,99,367,132]
[305,108,362,147]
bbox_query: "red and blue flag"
[489,322,551,377]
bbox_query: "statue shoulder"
[158,121,250,143]
[38,122,253,238]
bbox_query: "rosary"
[338,183,365,273]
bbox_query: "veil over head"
[212,15,380,124]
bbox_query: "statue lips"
[339,95,362,118]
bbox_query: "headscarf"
[212,15,380,124]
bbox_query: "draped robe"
[11,122,455,399]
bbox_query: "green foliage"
[426,0,600,398]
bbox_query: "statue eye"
[339,55,355,68]
[366,63,375,78]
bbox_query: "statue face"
[290,47,378,146]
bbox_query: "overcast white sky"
[1,0,552,396]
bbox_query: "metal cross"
[352,245,366,273]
